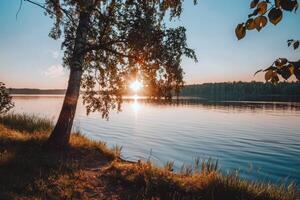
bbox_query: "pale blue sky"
[0,0,299,89]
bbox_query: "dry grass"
[0,114,120,199]
[0,113,53,133]
[105,160,299,200]
[0,113,299,200]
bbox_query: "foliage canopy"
[29,0,198,118]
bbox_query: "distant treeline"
[9,88,66,95]
[180,82,300,101]
[8,82,300,101]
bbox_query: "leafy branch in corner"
[237,0,299,83]
[236,0,298,40]
[254,58,300,83]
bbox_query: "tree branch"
[84,39,127,53]
[84,42,137,60]
[16,0,23,20]
[24,0,76,25]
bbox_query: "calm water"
[11,95,300,183]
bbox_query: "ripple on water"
[11,96,300,183]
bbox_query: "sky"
[0,0,299,89]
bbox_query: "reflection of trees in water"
[12,95,300,112]
[11,95,65,100]
[123,98,300,112]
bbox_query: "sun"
[130,80,143,92]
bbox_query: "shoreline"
[0,113,299,199]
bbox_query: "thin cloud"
[44,65,65,78]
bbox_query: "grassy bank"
[0,114,298,200]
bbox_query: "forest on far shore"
[179,81,300,101]
[8,81,300,101]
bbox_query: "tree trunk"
[47,11,91,149]
[47,68,83,148]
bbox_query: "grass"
[0,113,119,199]
[105,160,298,200]
[0,113,299,200]
[0,113,53,133]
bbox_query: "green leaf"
[235,23,246,40]
[268,8,283,25]
[257,1,268,14]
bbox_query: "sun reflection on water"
[131,94,140,114]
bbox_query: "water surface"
[11,95,300,183]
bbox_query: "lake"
[11,95,300,184]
